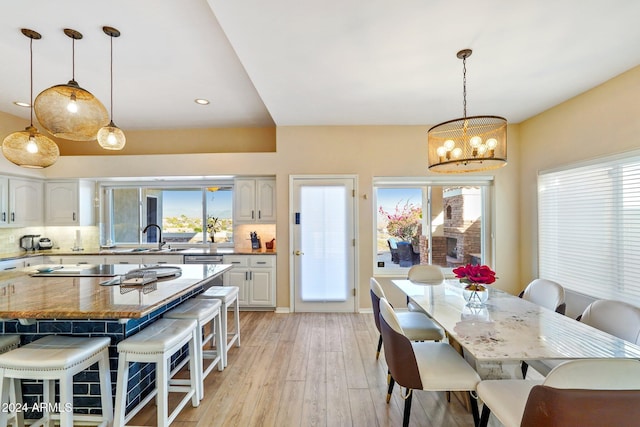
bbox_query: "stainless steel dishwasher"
[183,254,225,287]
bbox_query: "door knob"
[294,250,304,256]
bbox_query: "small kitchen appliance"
[38,237,53,249]
[19,234,40,251]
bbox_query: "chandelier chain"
[462,55,467,119]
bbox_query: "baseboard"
[275,307,290,314]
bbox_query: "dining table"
[391,278,640,379]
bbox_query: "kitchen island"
[0,263,232,418]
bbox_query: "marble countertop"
[0,263,232,320]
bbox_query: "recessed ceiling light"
[194,98,210,105]
[13,101,30,108]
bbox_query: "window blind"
[538,154,640,305]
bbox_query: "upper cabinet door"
[234,178,276,224]
[45,180,95,226]
[256,179,276,222]
[9,178,43,226]
[45,181,78,225]
[234,179,258,223]
[0,177,9,226]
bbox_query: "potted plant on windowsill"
[206,216,221,251]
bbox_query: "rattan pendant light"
[97,26,126,150]
[427,49,507,173]
[34,28,108,141]
[2,29,60,169]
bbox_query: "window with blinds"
[538,153,640,305]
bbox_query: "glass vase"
[463,286,489,308]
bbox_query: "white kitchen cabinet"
[45,180,96,226]
[0,258,25,272]
[223,255,275,308]
[23,256,43,267]
[141,255,183,265]
[0,178,8,226]
[0,256,43,271]
[234,178,276,223]
[55,255,106,265]
[0,177,44,227]
[103,255,143,265]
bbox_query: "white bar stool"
[114,318,199,427]
[0,335,112,427]
[0,335,21,427]
[196,286,240,367]
[164,298,224,401]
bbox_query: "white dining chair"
[477,358,640,427]
[519,279,566,377]
[370,278,444,359]
[527,299,640,377]
[406,265,445,314]
[379,297,480,427]
[578,299,640,345]
[519,278,566,314]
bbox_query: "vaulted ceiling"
[1,0,639,134]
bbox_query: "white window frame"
[538,150,640,306]
[100,180,234,247]
[373,176,494,277]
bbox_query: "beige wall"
[34,124,522,310]
[518,65,640,284]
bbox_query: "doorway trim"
[289,174,359,313]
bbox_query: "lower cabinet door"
[224,268,249,306]
[249,270,273,306]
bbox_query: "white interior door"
[291,176,357,312]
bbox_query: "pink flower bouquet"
[452,264,496,291]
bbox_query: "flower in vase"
[452,264,496,291]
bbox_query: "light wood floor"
[129,311,475,427]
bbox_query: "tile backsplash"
[0,224,276,253]
[0,226,99,253]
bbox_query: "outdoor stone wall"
[443,192,481,266]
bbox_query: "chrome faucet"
[143,224,165,250]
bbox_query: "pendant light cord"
[29,35,34,127]
[110,35,114,121]
[71,36,76,82]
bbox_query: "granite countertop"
[0,247,276,261]
[0,263,232,320]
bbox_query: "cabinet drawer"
[249,256,275,268]
[223,255,249,267]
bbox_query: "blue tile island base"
[0,263,232,420]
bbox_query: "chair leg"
[403,390,413,427]
[479,404,491,427]
[376,335,383,360]
[386,376,395,403]
[469,391,479,427]
[521,361,529,378]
